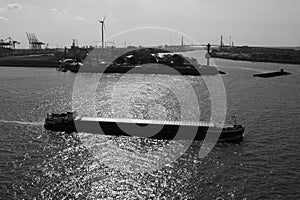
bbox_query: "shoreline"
[0,54,58,67]
[1,57,297,68]
[210,46,300,65]
[211,53,300,65]
[0,62,57,67]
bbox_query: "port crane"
[26,32,45,51]
[0,37,20,49]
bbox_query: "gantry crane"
[26,32,45,50]
[0,37,20,49]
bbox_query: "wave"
[0,120,44,126]
[219,66,267,73]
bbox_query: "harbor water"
[0,53,299,199]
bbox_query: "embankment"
[210,46,300,64]
[0,54,58,67]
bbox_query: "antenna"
[220,35,223,49]
[181,35,183,47]
[206,43,211,66]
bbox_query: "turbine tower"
[98,15,106,48]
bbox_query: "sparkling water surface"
[0,53,299,199]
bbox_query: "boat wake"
[0,120,44,126]
[220,66,267,73]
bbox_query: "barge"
[44,112,245,142]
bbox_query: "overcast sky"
[0,0,299,48]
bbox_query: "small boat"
[59,59,83,73]
[44,111,245,142]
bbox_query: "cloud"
[61,9,68,15]
[0,3,22,13]
[49,8,58,12]
[49,8,68,15]
[74,16,84,20]
[0,16,8,21]
[7,3,22,10]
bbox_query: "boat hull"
[44,120,245,142]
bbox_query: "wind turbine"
[98,15,106,48]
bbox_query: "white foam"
[0,120,44,126]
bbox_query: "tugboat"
[44,111,245,142]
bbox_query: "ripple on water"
[0,62,299,199]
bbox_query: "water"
[0,55,299,199]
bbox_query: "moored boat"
[59,59,83,73]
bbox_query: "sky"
[0,0,300,48]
